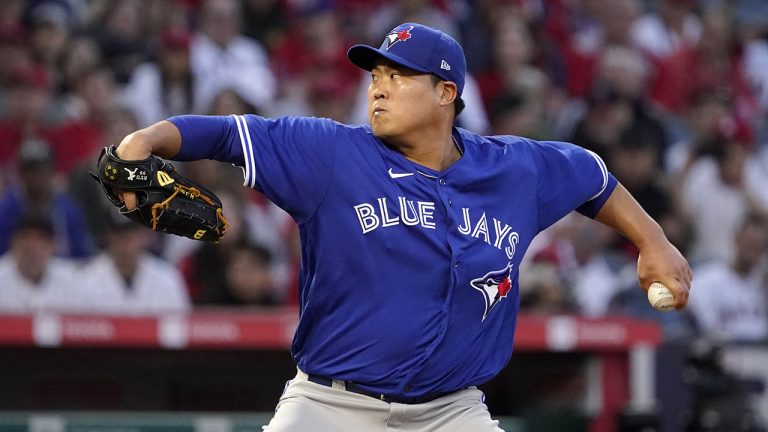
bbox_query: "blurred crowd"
[0,0,767,343]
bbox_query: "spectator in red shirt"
[0,64,53,173]
[44,65,116,175]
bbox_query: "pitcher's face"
[367,59,442,143]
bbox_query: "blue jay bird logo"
[471,264,514,321]
[384,25,413,50]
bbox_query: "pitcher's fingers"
[121,191,137,210]
[673,280,689,310]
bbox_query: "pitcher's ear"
[439,81,458,107]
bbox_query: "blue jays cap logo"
[471,264,514,321]
[383,25,413,51]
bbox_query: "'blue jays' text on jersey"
[168,114,618,400]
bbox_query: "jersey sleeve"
[533,140,618,231]
[168,114,337,222]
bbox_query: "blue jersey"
[169,114,618,400]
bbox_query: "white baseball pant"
[262,369,505,432]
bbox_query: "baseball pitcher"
[99,23,692,432]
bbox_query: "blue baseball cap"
[347,23,466,95]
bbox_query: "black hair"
[489,90,526,125]
[12,215,54,237]
[233,238,272,265]
[431,75,465,118]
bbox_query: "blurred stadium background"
[1,0,768,431]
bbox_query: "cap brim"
[347,44,431,74]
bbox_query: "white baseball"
[647,282,675,311]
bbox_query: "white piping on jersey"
[453,136,464,156]
[233,115,249,186]
[232,123,466,184]
[242,116,257,188]
[416,137,463,179]
[233,115,256,188]
[586,149,609,201]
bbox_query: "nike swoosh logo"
[388,168,414,179]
